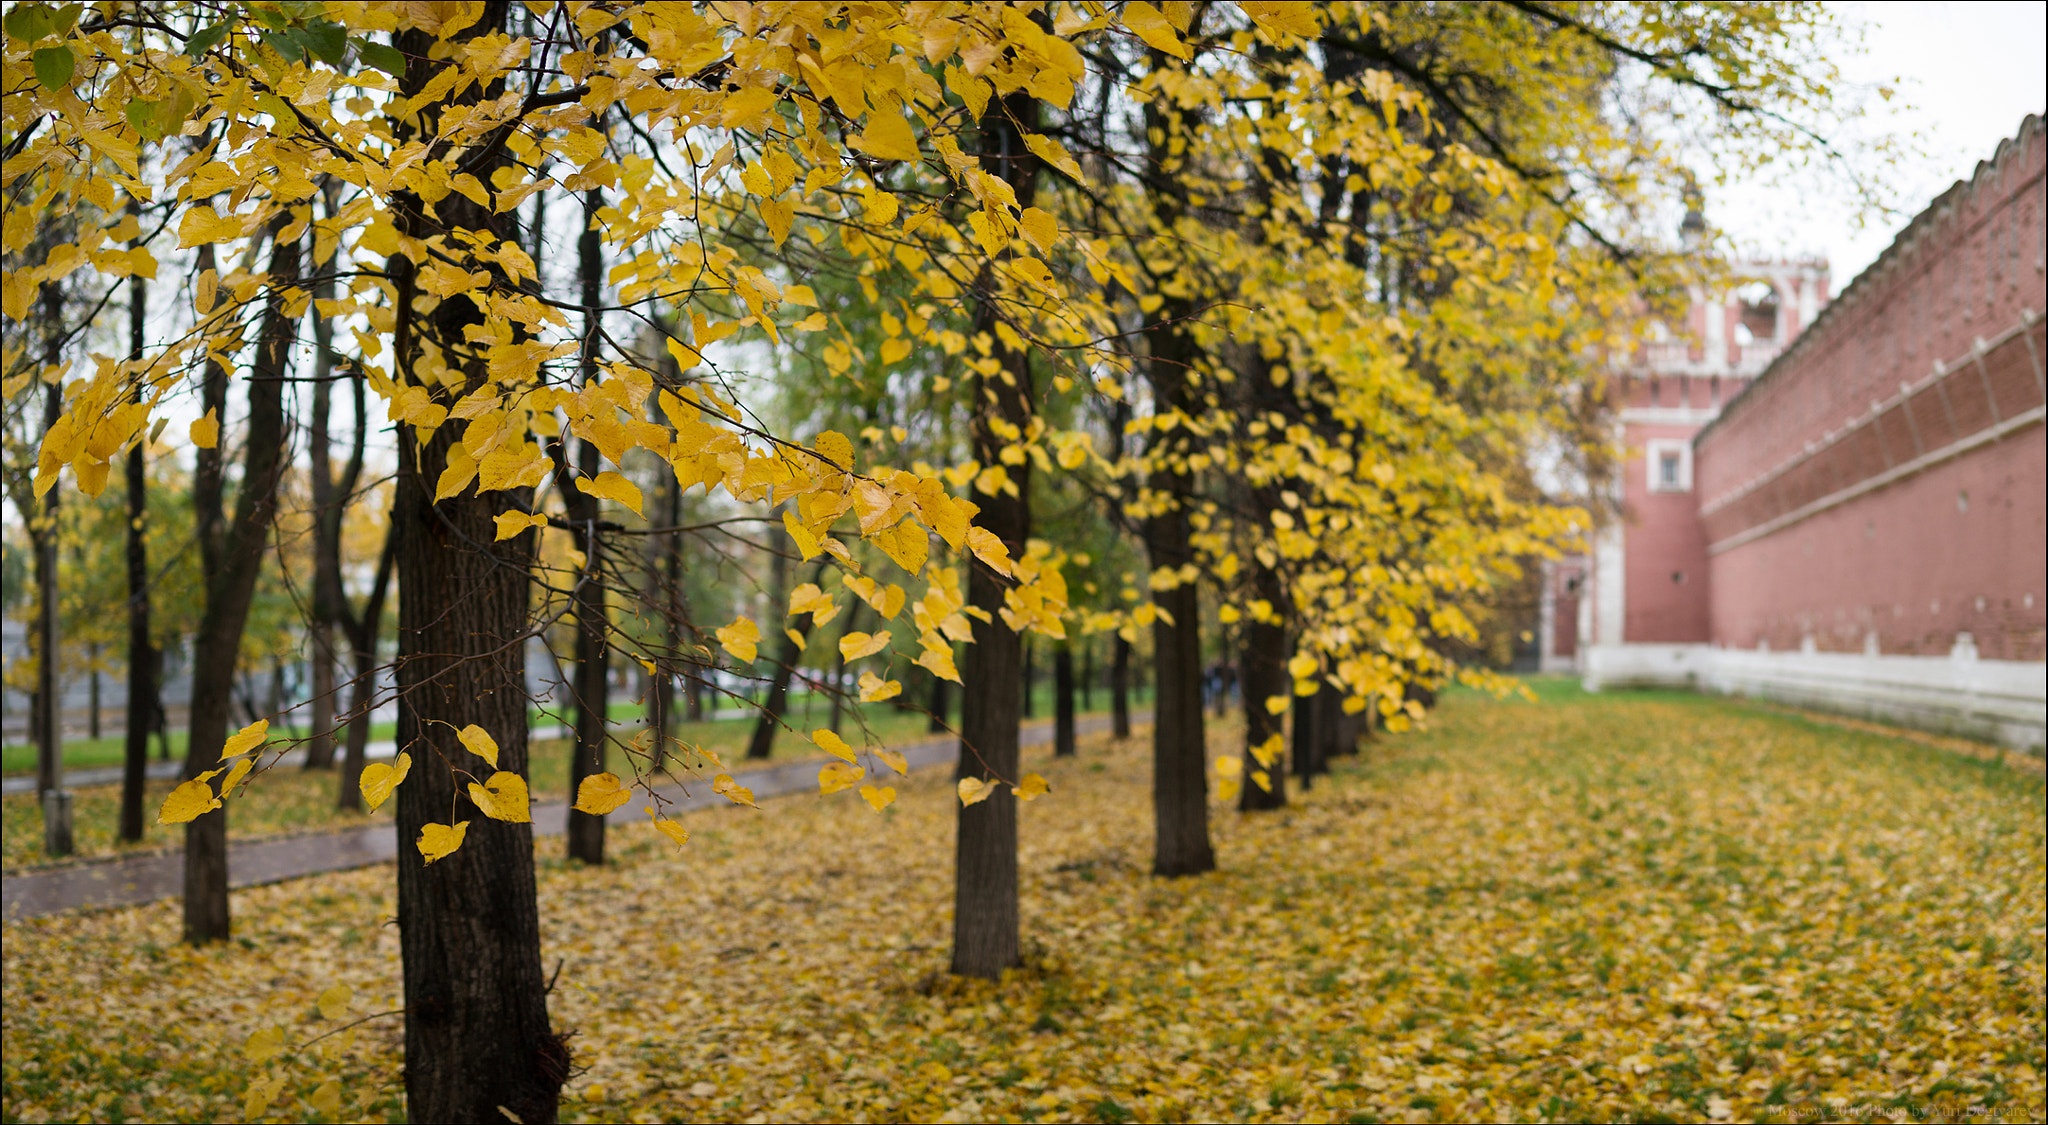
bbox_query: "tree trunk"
[120,254,156,843]
[182,222,301,943]
[1020,637,1034,719]
[927,663,950,732]
[1239,565,1289,812]
[388,11,563,1119]
[88,654,100,740]
[1080,639,1093,713]
[34,345,68,856]
[337,525,393,812]
[1053,642,1076,757]
[303,257,342,769]
[952,86,1041,981]
[746,555,826,760]
[564,188,609,866]
[1111,632,1131,740]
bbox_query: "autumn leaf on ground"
[359,752,410,812]
[957,776,995,806]
[156,770,223,824]
[468,771,530,823]
[417,821,469,864]
[457,724,499,768]
[859,784,897,812]
[819,760,864,794]
[574,772,632,816]
[712,773,757,808]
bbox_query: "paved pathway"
[1,713,1142,920]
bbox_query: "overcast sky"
[1715,1,2047,285]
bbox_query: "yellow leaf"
[244,1025,286,1063]
[813,728,856,763]
[877,749,908,775]
[574,771,632,816]
[819,760,864,794]
[721,85,779,128]
[965,526,1013,576]
[854,109,920,163]
[873,521,929,576]
[915,644,960,683]
[189,410,219,449]
[494,509,548,540]
[359,753,411,813]
[582,470,644,516]
[1251,733,1285,768]
[651,812,690,850]
[1265,694,1291,716]
[1019,207,1058,255]
[857,671,902,702]
[957,776,995,806]
[458,724,499,768]
[1014,772,1050,802]
[860,784,897,811]
[1023,134,1084,182]
[222,718,268,759]
[1241,1,1323,38]
[1215,755,1243,778]
[468,771,530,823]
[838,629,891,662]
[712,773,757,808]
[1216,776,1241,803]
[717,616,760,663]
[309,1080,342,1119]
[813,430,855,470]
[417,820,469,864]
[243,1073,287,1120]
[1123,1,1191,59]
[317,983,353,1021]
[157,772,223,824]
[1251,769,1272,793]
[219,756,254,798]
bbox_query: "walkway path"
[1,713,1141,920]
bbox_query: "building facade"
[1548,115,2047,751]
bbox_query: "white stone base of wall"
[1582,641,2047,753]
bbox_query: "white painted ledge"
[1582,643,2047,753]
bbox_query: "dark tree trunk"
[1239,566,1289,811]
[927,663,950,732]
[564,188,609,866]
[1111,632,1131,740]
[389,11,562,1120]
[746,555,826,760]
[1315,681,1342,768]
[1141,42,1215,878]
[952,86,1041,981]
[182,222,301,943]
[304,229,343,770]
[1020,637,1035,718]
[1053,642,1076,757]
[88,655,100,740]
[33,315,68,855]
[1079,638,1094,713]
[336,527,393,811]
[120,254,157,843]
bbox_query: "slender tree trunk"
[1111,632,1131,740]
[182,222,301,943]
[826,601,869,737]
[1020,637,1035,719]
[388,12,562,1119]
[34,326,69,855]
[952,86,1041,980]
[304,257,340,769]
[120,254,157,842]
[564,185,611,866]
[927,663,950,732]
[746,555,826,760]
[1240,565,1289,811]
[1053,642,1076,757]
[337,528,394,812]
[88,654,100,740]
[1080,638,1093,713]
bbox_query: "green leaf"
[357,39,406,77]
[124,98,162,141]
[250,7,289,31]
[185,22,229,57]
[260,29,304,63]
[31,45,73,90]
[302,20,347,65]
[3,5,55,44]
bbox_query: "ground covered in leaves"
[3,685,2042,1123]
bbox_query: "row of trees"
[3,2,1864,1120]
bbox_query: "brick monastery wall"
[1696,115,2047,660]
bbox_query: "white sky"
[1715,1,2048,284]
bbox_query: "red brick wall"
[1624,419,1714,643]
[1697,115,2047,660]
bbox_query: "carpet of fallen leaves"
[3,686,2043,1124]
